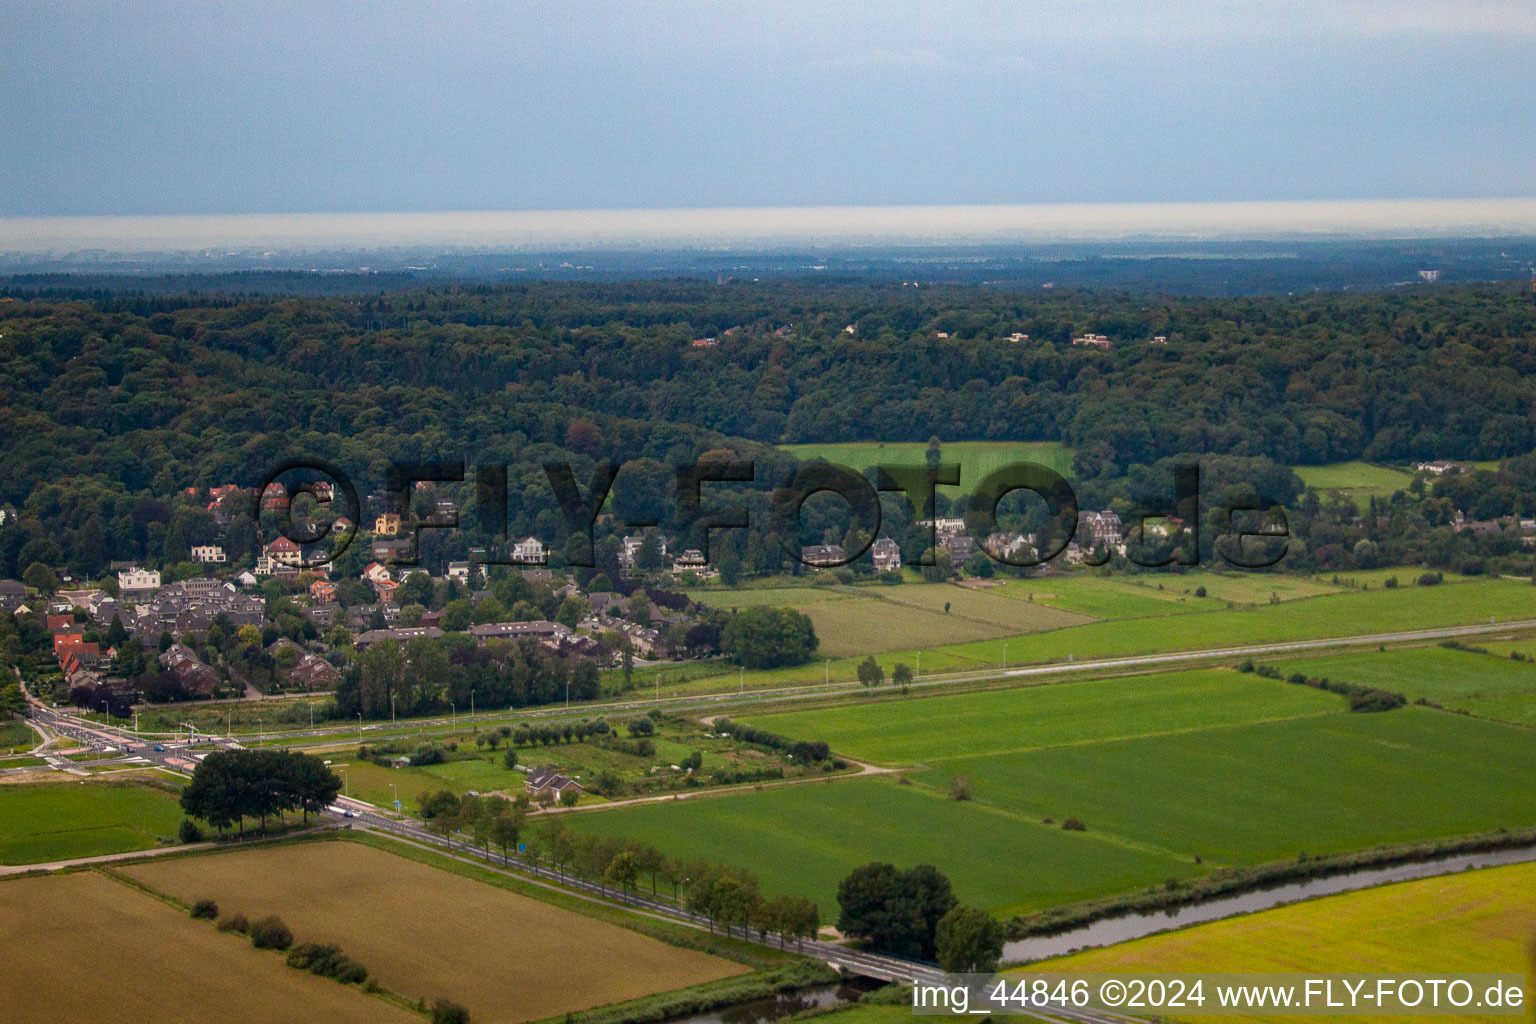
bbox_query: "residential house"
[525,767,583,801]
[190,544,226,563]
[1080,510,1124,546]
[446,560,472,583]
[374,512,403,536]
[0,579,26,612]
[871,538,903,572]
[801,544,846,568]
[1071,333,1111,349]
[468,620,569,645]
[351,626,445,651]
[290,653,340,690]
[939,533,975,561]
[118,567,162,600]
[915,517,967,535]
[512,536,547,564]
[159,643,221,696]
[1414,461,1463,475]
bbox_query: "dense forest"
[1,278,1534,579]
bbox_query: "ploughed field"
[0,870,421,1024]
[571,664,1536,917]
[122,839,747,1024]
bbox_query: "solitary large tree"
[836,862,956,960]
[935,905,1006,973]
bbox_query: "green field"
[568,775,1195,917]
[780,440,1076,486]
[1272,645,1536,704]
[923,709,1536,864]
[1043,860,1536,1024]
[742,670,1340,765]
[0,719,37,754]
[939,577,1536,667]
[799,598,1013,657]
[1295,461,1415,509]
[686,585,858,608]
[0,778,186,864]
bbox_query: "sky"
[3,1,1535,218]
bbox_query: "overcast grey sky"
[3,1,1534,217]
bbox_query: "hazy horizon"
[5,198,1536,256]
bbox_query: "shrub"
[432,998,471,1024]
[334,958,368,984]
[250,914,293,950]
[1384,575,1399,588]
[1194,585,1206,598]
[190,898,219,920]
[216,912,249,933]
[178,819,204,843]
[948,776,972,801]
[1061,817,1087,831]
[1417,571,1443,586]
[411,742,447,766]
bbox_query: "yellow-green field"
[1,870,418,1024]
[780,440,1075,486]
[123,839,748,1024]
[1041,860,1536,1024]
[1296,462,1416,509]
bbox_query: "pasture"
[923,709,1536,864]
[1042,860,1536,1024]
[568,775,1196,917]
[0,718,37,754]
[123,840,747,1024]
[1295,461,1416,508]
[741,669,1340,765]
[0,777,184,865]
[0,871,417,1024]
[799,598,1011,656]
[780,440,1076,485]
[1270,645,1536,705]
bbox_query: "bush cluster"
[250,914,294,950]
[287,942,368,984]
[189,898,218,919]
[713,718,831,762]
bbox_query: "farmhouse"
[525,767,583,801]
[1414,460,1463,475]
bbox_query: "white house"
[447,560,472,583]
[512,536,547,564]
[117,567,161,599]
[871,537,903,572]
[190,544,226,564]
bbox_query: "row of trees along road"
[180,749,342,836]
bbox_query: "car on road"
[342,810,356,818]
[152,744,165,752]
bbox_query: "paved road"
[219,615,1536,752]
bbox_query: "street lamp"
[257,717,263,746]
[338,765,348,797]
[450,702,456,728]
[389,783,398,818]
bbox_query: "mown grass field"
[923,709,1536,865]
[569,774,1197,917]
[1271,645,1536,704]
[0,778,184,864]
[780,440,1076,485]
[1,871,418,1024]
[941,577,1536,667]
[1295,461,1416,509]
[1041,860,1536,1024]
[124,840,747,1024]
[687,585,858,609]
[742,670,1340,765]
[878,583,1092,631]
[799,598,1015,657]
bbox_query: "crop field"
[1270,645,1536,704]
[1443,692,1536,725]
[123,840,747,1024]
[922,709,1536,864]
[780,440,1076,484]
[1,871,418,1024]
[1295,461,1416,508]
[568,775,1196,917]
[741,669,1340,765]
[1043,860,1536,1024]
[0,778,185,864]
